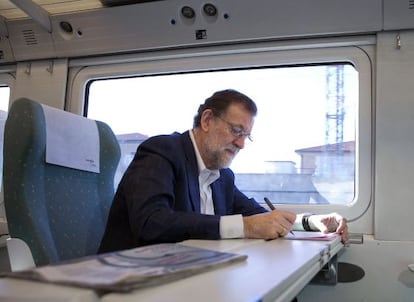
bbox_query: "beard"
[206,144,240,170]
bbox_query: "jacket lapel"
[182,131,201,213]
[211,179,226,215]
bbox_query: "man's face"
[202,103,254,170]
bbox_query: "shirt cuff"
[220,214,244,238]
[292,213,305,231]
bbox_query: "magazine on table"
[1,243,247,292]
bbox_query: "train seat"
[3,97,120,271]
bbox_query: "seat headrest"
[42,104,100,173]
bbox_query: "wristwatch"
[302,213,313,231]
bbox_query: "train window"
[87,64,357,206]
[0,85,10,218]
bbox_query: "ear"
[200,109,215,131]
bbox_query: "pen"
[264,197,295,236]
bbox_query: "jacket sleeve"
[119,135,222,246]
[216,168,268,216]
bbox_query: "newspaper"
[2,243,247,292]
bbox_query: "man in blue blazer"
[99,89,348,253]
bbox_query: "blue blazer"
[99,131,266,253]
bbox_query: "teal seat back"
[3,98,120,266]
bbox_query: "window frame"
[0,71,16,220]
[66,38,374,227]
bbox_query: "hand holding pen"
[242,200,296,239]
[264,197,295,236]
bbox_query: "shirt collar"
[189,130,220,181]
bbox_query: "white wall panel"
[4,0,382,62]
[375,30,414,240]
[384,0,414,30]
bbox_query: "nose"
[233,136,246,149]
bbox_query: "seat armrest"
[6,238,36,271]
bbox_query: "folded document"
[285,231,339,241]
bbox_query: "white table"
[0,277,100,302]
[0,237,342,302]
[102,237,342,302]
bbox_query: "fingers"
[268,209,296,225]
[279,225,288,237]
[335,217,348,243]
[329,214,348,242]
[264,220,290,239]
[269,225,289,240]
[270,211,295,237]
[271,224,290,238]
[317,217,330,234]
[280,226,293,237]
[335,217,346,233]
[271,210,296,237]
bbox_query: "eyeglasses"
[216,116,253,142]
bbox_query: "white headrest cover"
[42,104,100,173]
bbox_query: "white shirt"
[189,130,244,238]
